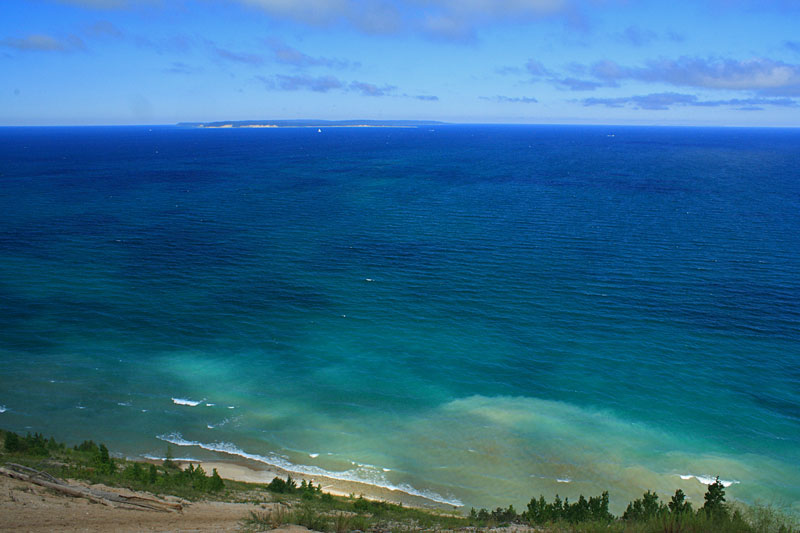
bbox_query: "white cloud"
[590,57,800,96]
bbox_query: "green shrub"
[351,495,399,516]
[4,431,22,453]
[3,430,63,455]
[525,491,613,525]
[242,507,289,531]
[624,490,665,521]
[293,504,330,532]
[208,468,225,492]
[333,511,351,533]
[490,504,519,525]
[94,443,115,474]
[148,463,158,484]
[267,475,298,494]
[75,440,99,453]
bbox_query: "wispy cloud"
[589,56,800,96]
[349,81,395,96]
[583,92,697,110]
[212,45,264,65]
[495,66,523,76]
[164,61,202,75]
[582,92,798,110]
[667,31,685,43]
[0,33,85,52]
[522,59,611,91]
[610,26,683,47]
[258,74,425,98]
[268,40,356,69]
[418,0,572,40]
[525,59,552,77]
[238,0,574,41]
[260,74,346,92]
[55,0,156,7]
[480,95,538,103]
[84,20,124,38]
[615,26,657,47]
[552,77,609,90]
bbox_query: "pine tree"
[702,477,727,519]
[192,465,208,491]
[208,468,224,492]
[668,489,692,515]
[163,446,176,469]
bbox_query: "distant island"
[177,119,448,129]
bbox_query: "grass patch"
[1,428,264,502]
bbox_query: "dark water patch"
[1,125,799,510]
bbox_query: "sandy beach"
[179,458,459,511]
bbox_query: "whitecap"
[157,433,463,507]
[143,453,198,462]
[556,478,572,483]
[227,406,235,409]
[309,453,319,458]
[172,398,202,407]
[0,405,7,413]
[365,278,374,282]
[117,402,131,407]
[206,403,215,407]
[679,474,739,487]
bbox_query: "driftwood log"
[0,463,182,512]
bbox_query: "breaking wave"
[157,433,463,506]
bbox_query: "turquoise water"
[1,125,798,512]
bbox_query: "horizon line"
[1,121,799,129]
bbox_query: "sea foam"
[172,398,202,406]
[143,453,200,463]
[679,474,739,487]
[157,433,462,506]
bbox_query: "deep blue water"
[1,125,798,512]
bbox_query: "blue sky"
[2,0,800,126]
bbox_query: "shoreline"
[170,457,460,511]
